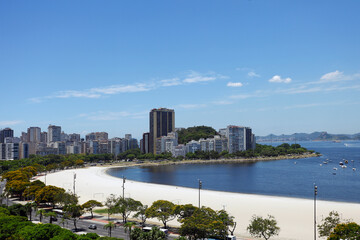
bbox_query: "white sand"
[39,166,360,240]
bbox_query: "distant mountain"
[256,131,360,142]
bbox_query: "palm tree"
[44,211,57,224]
[104,221,116,237]
[124,222,136,238]
[36,209,46,222]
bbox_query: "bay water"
[107,141,360,203]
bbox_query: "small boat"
[341,165,347,168]
[320,164,322,166]
[353,168,356,171]
[294,162,297,164]
[333,167,337,170]
[345,160,349,164]
[323,161,328,164]
[339,162,344,165]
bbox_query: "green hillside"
[177,126,218,144]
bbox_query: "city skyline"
[1,1,360,139]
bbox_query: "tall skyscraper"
[27,127,41,143]
[0,128,14,143]
[48,125,61,143]
[149,108,175,154]
[226,125,255,153]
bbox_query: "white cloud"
[90,84,152,94]
[29,70,226,103]
[227,82,243,87]
[320,70,344,82]
[212,100,234,105]
[0,120,24,126]
[248,71,260,78]
[183,72,216,83]
[79,111,147,121]
[177,104,207,109]
[159,78,181,87]
[269,75,292,83]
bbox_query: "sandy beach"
[39,166,360,240]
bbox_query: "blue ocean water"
[107,141,360,203]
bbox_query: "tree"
[23,180,45,200]
[36,209,46,222]
[34,185,65,207]
[44,211,58,224]
[82,200,103,219]
[317,210,341,238]
[54,191,78,207]
[5,180,29,200]
[174,204,198,222]
[133,204,148,227]
[103,221,116,237]
[124,221,136,238]
[146,200,176,229]
[63,204,83,230]
[247,215,280,240]
[328,222,360,240]
[116,197,142,223]
[105,194,117,220]
[179,207,227,240]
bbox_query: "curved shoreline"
[105,152,319,169]
[40,166,360,240]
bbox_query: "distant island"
[256,131,360,142]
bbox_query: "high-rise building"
[0,128,14,143]
[27,127,41,143]
[226,125,255,153]
[141,133,150,154]
[149,108,175,154]
[48,125,61,143]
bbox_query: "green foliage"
[146,200,176,229]
[317,211,341,238]
[130,227,165,240]
[114,197,142,223]
[8,203,28,217]
[177,126,218,144]
[247,215,280,240]
[17,223,65,240]
[133,204,148,227]
[82,200,103,218]
[328,222,360,240]
[0,215,33,239]
[179,207,230,240]
[34,185,66,206]
[103,221,116,237]
[63,204,84,230]
[77,232,100,240]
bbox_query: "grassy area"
[93,208,108,214]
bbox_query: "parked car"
[88,224,97,230]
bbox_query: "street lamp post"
[314,184,318,240]
[122,176,126,199]
[73,173,76,196]
[198,180,202,208]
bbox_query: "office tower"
[125,134,132,140]
[141,133,150,153]
[226,125,255,153]
[27,127,41,143]
[0,128,14,143]
[40,132,47,143]
[149,108,175,154]
[226,125,245,153]
[69,133,81,142]
[48,125,61,143]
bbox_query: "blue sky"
[1,0,359,139]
